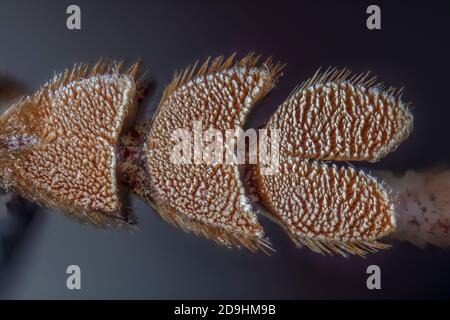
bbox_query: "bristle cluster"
[156,53,284,117]
[42,59,146,99]
[290,67,404,99]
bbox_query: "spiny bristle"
[156,53,284,116]
[148,201,272,253]
[43,59,147,100]
[293,235,391,258]
[291,67,403,98]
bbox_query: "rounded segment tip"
[268,76,414,163]
[249,158,397,256]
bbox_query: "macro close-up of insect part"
[0,54,418,258]
[0,0,450,303]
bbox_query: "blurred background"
[0,0,449,299]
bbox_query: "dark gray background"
[0,0,449,299]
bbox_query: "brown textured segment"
[136,54,283,251]
[248,158,397,257]
[244,68,414,257]
[0,61,143,226]
[267,69,413,162]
